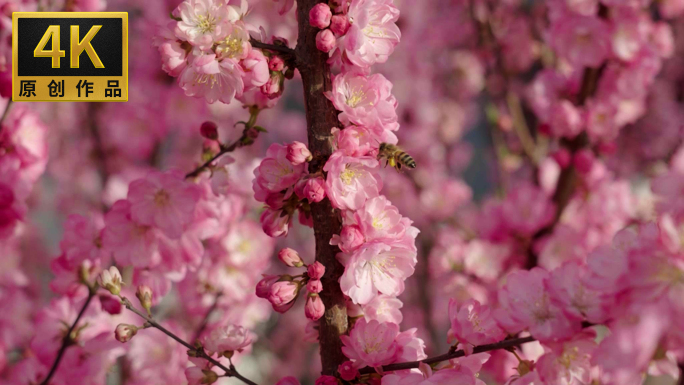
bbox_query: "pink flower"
[268,281,299,309]
[331,225,365,252]
[254,143,307,201]
[59,214,106,266]
[333,0,401,68]
[179,52,245,104]
[307,261,326,280]
[309,3,332,29]
[537,331,596,385]
[355,195,408,242]
[339,242,416,305]
[204,325,255,354]
[241,49,270,89]
[501,182,555,237]
[550,14,610,68]
[269,56,285,71]
[362,295,403,324]
[334,125,378,156]
[548,100,583,139]
[286,141,313,165]
[278,248,304,267]
[174,0,231,49]
[448,299,506,355]
[340,319,399,368]
[324,152,382,211]
[548,261,608,324]
[395,328,427,362]
[305,294,325,320]
[199,121,219,141]
[331,15,350,36]
[115,324,138,343]
[99,294,122,315]
[316,29,337,53]
[154,22,188,77]
[128,171,200,239]
[103,200,161,268]
[326,71,398,132]
[339,361,359,380]
[494,268,580,342]
[259,208,291,238]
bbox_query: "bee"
[377,143,416,171]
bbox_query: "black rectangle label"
[17,17,123,76]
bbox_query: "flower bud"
[305,294,325,321]
[115,323,138,343]
[330,15,350,36]
[306,279,323,294]
[185,367,219,385]
[303,177,326,203]
[286,141,313,165]
[272,300,296,314]
[260,208,290,238]
[268,281,299,308]
[261,72,283,99]
[307,261,326,280]
[136,285,153,314]
[256,274,280,298]
[309,3,332,29]
[200,121,219,141]
[551,148,571,169]
[97,266,123,296]
[316,29,336,53]
[268,55,285,72]
[339,225,364,252]
[99,294,122,315]
[338,361,358,381]
[278,248,304,267]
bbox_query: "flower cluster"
[154,0,293,105]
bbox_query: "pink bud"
[303,177,326,202]
[338,361,358,381]
[305,294,325,321]
[261,73,283,99]
[99,294,122,315]
[273,300,297,314]
[573,149,595,174]
[287,141,313,165]
[309,3,332,29]
[278,247,304,267]
[269,55,285,72]
[260,208,290,238]
[200,121,219,141]
[268,281,299,307]
[294,179,308,200]
[307,261,326,280]
[265,192,286,209]
[185,367,219,385]
[307,279,323,294]
[316,29,336,53]
[330,15,350,36]
[256,274,280,298]
[315,375,338,385]
[551,148,571,169]
[115,324,138,343]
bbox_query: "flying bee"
[377,143,416,171]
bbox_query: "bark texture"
[295,0,349,375]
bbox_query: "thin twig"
[122,298,257,385]
[358,336,536,374]
[506,91,538,165]
[249,38,296,59]
[39,288,97,385]
[192,292,223,343]
[185,109,260,179]
[0,99,13,134]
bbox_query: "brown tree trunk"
[295,0,349,375]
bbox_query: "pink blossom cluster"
[154,0,293,105]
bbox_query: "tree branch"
[249,38,296,59]
[295,0,349,375]
[358,335,536,375]
[122,297,258,385]
[39,288,97,385]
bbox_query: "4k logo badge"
[12,12,128,102]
